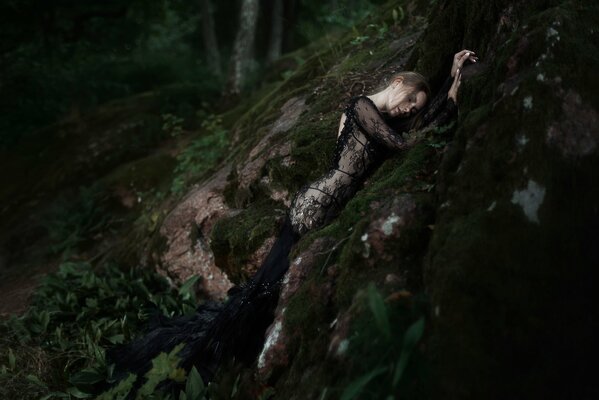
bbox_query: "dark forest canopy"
[0,0,388,148]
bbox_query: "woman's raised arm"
[351,96,408,151]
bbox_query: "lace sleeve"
[420,76,458,128]
[351,96,408,151]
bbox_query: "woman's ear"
[392,76,404,88]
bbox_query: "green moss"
[209,198,286,284]
[277,262,341,399]
[98,152,176,195]
[293,142,433,256]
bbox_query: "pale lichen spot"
[258,319,283,370]
[382,213,400,235]
[361,233,370,257]
[511,180,546,224]
[434,305,440,317]
[487,201,497,212]
[516,134,529,151]
[536,73,545,82]
[546,26,559,39]
[523,96,533,110]
[336,339,350,356]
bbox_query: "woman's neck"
[366,91,389,114]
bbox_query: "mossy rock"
[209,198,287,284]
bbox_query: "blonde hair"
[389,71,431,100]
[379,71,431,133]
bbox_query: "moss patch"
[209,198,287,284]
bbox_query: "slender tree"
[266,0,283,65]
[224,0,260,96]
[200,0,221,76]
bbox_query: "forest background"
[1,0,386,148]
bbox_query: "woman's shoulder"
[346,95,388,120]
[346,94,377,113]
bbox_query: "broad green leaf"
[40,391,71,400]
[185,366,206,400]
[178,275,201,301]
[96,373,136,400]
[340,367,387,400]
[66,386,93,398]
[138,343,185,398]
[230,373,240,398]
[8,348,15,369]
[367,282,391,341]
[26,374,47,388]
[392,317,425,387]
[69,367,105,386]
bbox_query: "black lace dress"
[289,93,457,236]
[103,81,457,397]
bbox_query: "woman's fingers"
[454,49,475,60]
[452,49,477,76]
[458,51,475,68]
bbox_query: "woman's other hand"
[448,67,461,103]
[451,49,478,78]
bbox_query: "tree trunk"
[283,0,298,51]
[266,0,283,65]
[224,0,260,96]
[200,0,221,76]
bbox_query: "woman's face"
[386,80,428,118]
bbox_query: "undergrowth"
[336,283,429,400]
[0,261,205,399]
[170,110,229,195]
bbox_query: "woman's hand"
[448,67,461,103]
[451,49,477,78]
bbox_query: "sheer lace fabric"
[289,91,457,237]
[289,96,405,236]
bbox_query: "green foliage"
[0,1,220,149]
[367,283,392,342]
[296,0,382,44]
[170,111,229,195]
[209,199,282,283]
[339,284,428,400]
[40,183,112,257]
[0,261,200,399]
[162,114,185,137]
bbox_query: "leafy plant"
[0,261,201,399]
[339,283,428,400]
[162,113,185,137]
[40,183,112,257]
[170,112,228,195]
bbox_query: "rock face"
[159,163,235,300]
[256,236,337,382]
[419,2,599,398]
[157,96,307,298]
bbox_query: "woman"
[104,49,477,397]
